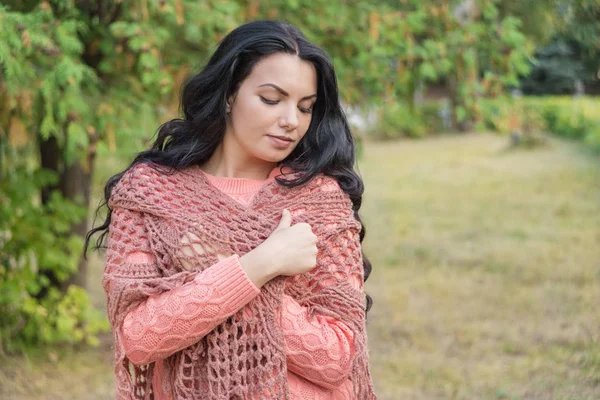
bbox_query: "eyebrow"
[258,83,317,101]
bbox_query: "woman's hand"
[240,209,318,288]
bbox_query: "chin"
[261,154,288,163]
[257,149,294,163]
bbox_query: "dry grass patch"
[362,134,600,400]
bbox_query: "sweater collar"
[200,166,285,195]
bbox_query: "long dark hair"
[85,20,373,312]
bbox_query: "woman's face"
[223,53,318,166]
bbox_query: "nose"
[278,104,299,130]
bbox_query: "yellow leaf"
[106,123,116,152]
[169,66,189,116]
[369,12,381,42]
[21,30,31,48]
[19,90,33,117]
[9,117,29,148]
[247,0,260,19]
[97,103,114,116]
[140,0,149,22]
[175,0,185,25]
[396,60,406,80]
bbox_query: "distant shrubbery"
[363,95,600,155]
[480,96,600,153]
[357,100,452,140]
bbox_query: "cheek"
[298,116,312,137]
[231,102,269,136]
[246,102,279,131]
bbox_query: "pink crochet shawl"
[104,163,376,399]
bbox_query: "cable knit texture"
[104,162,376,400]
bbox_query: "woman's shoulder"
[293,173,360,231]
[113,162,167,195]
[314,174,343,193]
[284,173,351,210]
[302,173,345,197]
[109,162,196,211]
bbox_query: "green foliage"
[0,0,540,350]
[497,0,558,45]
[0,149,109,352]
[480,96,600,153]
[560,0,600,86]
[368,99,453,139]
[520,39,586,95]
[520,0,600,94]
[0,0,536,155]
[373,101,427,140]
[541,100,600,152]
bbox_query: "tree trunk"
[59,159,94,289]
[39,133,96,291]
[39,135,60,204]
[38,135,66,294]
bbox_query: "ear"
[226,95,235,113]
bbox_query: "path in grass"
[1,133,598,399]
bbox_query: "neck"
[201,138,275,180]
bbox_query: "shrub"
[480,96,600,154]
[0,154,109,352]
[370,101,428,140]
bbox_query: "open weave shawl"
[104,162,376,399]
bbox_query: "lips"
[267,134,294,149]
[267,135,293,142]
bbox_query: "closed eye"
[260,96,279,105]
[260,96,313,114]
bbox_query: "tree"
[0,0,533,349]
[560,0,600,93]
[497,0,559,45]
[0,0,235,349]
[520,39,585,95]
[360,0,530,131]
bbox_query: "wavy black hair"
[85,20,372,312]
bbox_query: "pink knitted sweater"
[104,163,376,399]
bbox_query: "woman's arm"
[279,177,367,389]
[105,208,261,366]
[278,293,357,389]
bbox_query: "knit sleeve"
[280,178,366,390]
[278,292,357,390]
[105,208,260,366]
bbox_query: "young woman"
[87,20,376,400]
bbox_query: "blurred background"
[0,1,599,399]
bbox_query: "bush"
[542,105,587,139]
[480,96,600,154]
[421,101,452,134]
[0,153,109,352]
[370,101,429,140]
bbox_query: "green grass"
[361,134,600,399]
[1,133,599,399]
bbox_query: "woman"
[86,20,376,400]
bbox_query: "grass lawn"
[362,134,600,399]
[1,133,599,399]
